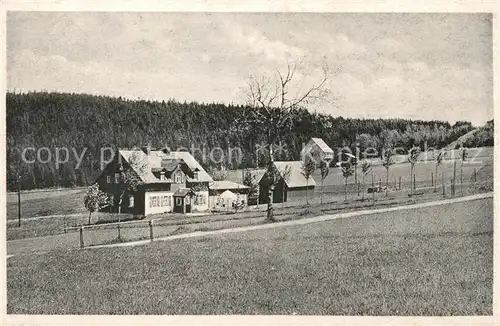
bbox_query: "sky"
[7,12,493,126]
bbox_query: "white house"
[97,146,213,216]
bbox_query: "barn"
[301,137,335,163]
[258,161,316,204]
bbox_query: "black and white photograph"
[2,1,497,323]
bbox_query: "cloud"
[223,22,306,62]
[328,33,367,59]
[7,12,493,126]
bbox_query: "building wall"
[144,191,174,215]
[287,186,315,200]
[192,190,209,212]
[210,193,248,211]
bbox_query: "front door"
[185,196,192,213]
[174,196,184,213]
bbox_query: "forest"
[6,91,493,190]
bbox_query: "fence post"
[149,220,154,242]
[413,174,416,192]
[17,187,22,228]
[372,173,375,204]
[79,226,84,248]
[453,161,457,196]
[474,168,477,182]
[117,223,121,241]
[460,165,463,195]
[431,172,434,187]
[450,178,454,196]
[442,172,445,197]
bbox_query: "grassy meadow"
[7,198,493,315]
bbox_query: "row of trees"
[6,91,488,192]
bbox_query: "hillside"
[445,120,494,150]
[6,91,488,191]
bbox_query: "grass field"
[7,197,493,315]
[6,188,86,219]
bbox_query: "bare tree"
[301,157,317,206]
[243,170,259,204]
[281,166,292,209]
[382,147,394,197]
[459,147,468,194]
[434,150,446,192]
[341,163,354,201]
[243,59,332,220]
[408,146,421,195]
[117,151,147,216]
[208,165,229,181]
[359,160,372,200]
[319,159,330,205]
[262,163,291,221]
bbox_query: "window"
[129,196,134,208]
[196,194,205,205]
[106,176,111,183]
[175,172,182,183]
[161,195,171,207]
[109,194,114,204]
[193,171,199,180]
[149,196,161,208]
[160,172,166,181]
[176,197,182,206]
[114,173,120,183]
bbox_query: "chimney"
[142,145,152,155]
[161,146,171,155]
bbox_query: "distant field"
[7,198,492,315]
[6,189,86,219]
[313,149,493,193]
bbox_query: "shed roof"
[274,161,317,188]
[310,138,334,154]
[173,188,195,197]
[219,190,239,199]
[210,180,249,190]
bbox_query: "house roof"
[226,168,267,184]
[173,188,195,197]
[273,161,317,188]
[219,190,239,199]
[310,138,334,154]
[210,180,249,191]
[118,149,213,184]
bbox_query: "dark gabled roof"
[173,188,195,197]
